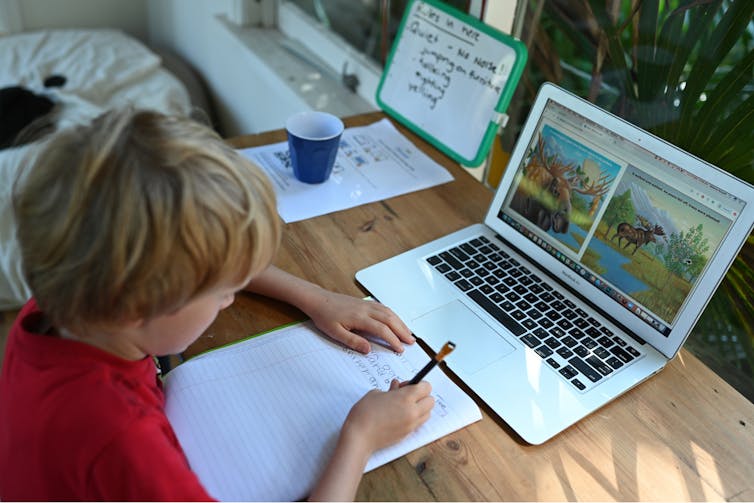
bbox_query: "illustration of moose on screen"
[612,215,666,255]
[511,134,611,234]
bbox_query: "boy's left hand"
[306,291,414,354]
[244,266,414,355]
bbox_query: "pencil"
[408,341,456,385]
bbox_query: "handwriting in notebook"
[164,321,481,501]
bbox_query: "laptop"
[356,82,754,445]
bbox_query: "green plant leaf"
[654,0,712,138]
[637,0,662,100]
[678,0,754,139]
[542,1,598,63]
[585,0,611,29]
[702,93,754,162]
[664,0,718,100]
[715,141,754,181]
[689,48,754,146]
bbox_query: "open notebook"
[163,321,481,501]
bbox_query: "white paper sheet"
[164,321,481,501]
[238,119,454,222]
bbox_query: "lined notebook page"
[164,321,481,502]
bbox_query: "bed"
[0,28,211,309]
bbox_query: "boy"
[0,109,434,501]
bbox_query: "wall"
[9,0,148,41]
[147,0,317,136]
[146,0,374,137]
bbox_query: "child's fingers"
[354,317,405,353]
[397,378,432,391]
[329,325,371,354]
[369,306,414,344]
[415,409,433,427]
[401,380,432,398]
[416,394,435,414]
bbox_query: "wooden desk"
[193,111,754,501]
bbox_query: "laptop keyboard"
[426,235,644,392]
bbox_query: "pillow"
[0,145,35,309]
[0,28,194,308]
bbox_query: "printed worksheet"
[238,119,454,222]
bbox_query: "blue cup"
[285,111,344,184]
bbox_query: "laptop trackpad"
[411,300,515,375]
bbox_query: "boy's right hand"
[343,379,434,454]
[308,380,434,501]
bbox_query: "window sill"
[220,16,377,119]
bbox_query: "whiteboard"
[377,0,527,166]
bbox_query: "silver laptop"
[357,82,754,444]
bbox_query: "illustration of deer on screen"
[511,133,612,234]
[612,215,666,255]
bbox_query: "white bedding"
[0,29,194,309]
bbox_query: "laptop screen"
[496,98,746,338]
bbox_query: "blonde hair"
[13,109,281,332]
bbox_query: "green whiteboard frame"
[376,0,527,166]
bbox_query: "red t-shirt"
[0,299,215,501]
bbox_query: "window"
[286,0,471,65]
[269,0,504,106]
